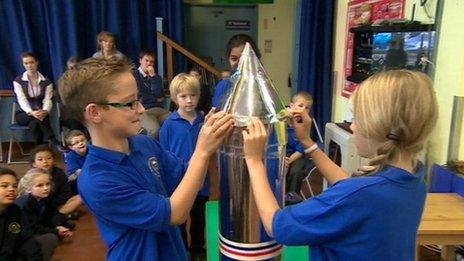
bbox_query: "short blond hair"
[292,91,313,105]
[169,73,200,103]
[352,70,438,175]
[58,57,133,123]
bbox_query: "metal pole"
[156,17,164,80]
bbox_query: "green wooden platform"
[206,201,309,260]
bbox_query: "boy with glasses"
[58,58,234,260]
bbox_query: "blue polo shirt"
[286,127,304,157]
[212,78,231,108]
[78,135,188,261]
[273,164,426,261]
[159,111,210,196]
[65,150,86,175]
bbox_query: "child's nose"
[136,102,146,114]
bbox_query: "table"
[0,90,14,162]
[417,193,464,260]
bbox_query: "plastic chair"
[299,166,318,199]
[298,117,325,199]
[7,102,31,164]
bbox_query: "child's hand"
[242,118,268,162]
[204,107,216,123]
[196,111,234,158]
[68,174,77,181]
[146,66,155,77]
[288,108,313,144]
[57,226,73,238]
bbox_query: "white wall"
[428,0,464,163]
[257,0,296,104]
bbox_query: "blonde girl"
[242,70,438,260]
[17,168,73,261]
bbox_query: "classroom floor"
[0,143,443,261]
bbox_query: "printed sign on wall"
[225,20,251,31]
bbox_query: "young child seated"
[64,130,88,195]
[30,145,82,220]
[285,92,315,197]
[0,167,42,260]
[159,73,208,257]
[16,168,73,260]
[58,57,233,260]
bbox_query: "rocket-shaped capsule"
[218,42,288,260]
[221,42,290,126]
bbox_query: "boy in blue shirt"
[58,58,234,260]
[159,73,208,258]
[64,129,88,195]
[285,92,314,196]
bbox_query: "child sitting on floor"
[16,168,73,261]
[0,167,42,260]
[30,145,82,220]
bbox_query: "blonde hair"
[169,73,201,103]
[18,168,51,196]
[352,70,438,175]
[65,129,86,146]
[292,91,313,105]
[58,57,133,123]
[96,31,115,52]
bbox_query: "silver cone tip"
[221,43,288,126]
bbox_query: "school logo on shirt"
[148,157,161,178]
[8,222,21,234]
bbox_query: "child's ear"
[32,162,37,168]
[84,104,103,124]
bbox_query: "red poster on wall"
[342,0,405,98]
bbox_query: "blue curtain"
[297,0,335,136]
[0,0,184,89]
